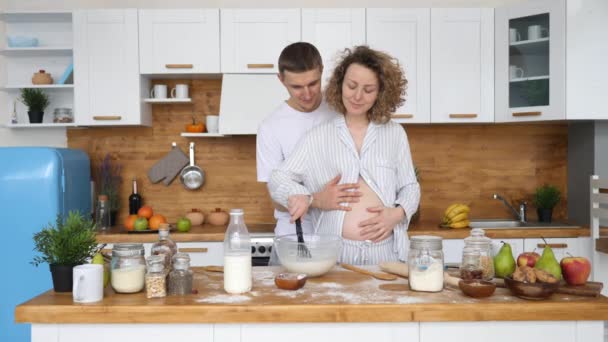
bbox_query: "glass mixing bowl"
[274,234,342,277]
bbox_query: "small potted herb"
[19,88,50,123]
[32,211,99,292]
[96,154,123,226]
[533,185,561,222]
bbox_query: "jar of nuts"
[460,228,495,280]
[145,255,166,298]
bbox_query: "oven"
[251,232,274,266]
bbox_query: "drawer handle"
[165,64,193,69]
[537,243,568,249]
[247,63,274,69]
[449,113,478,119]
[392,114,414,119]
[513,111,542,117]
[93,116,122,121]
[178,248,208,253]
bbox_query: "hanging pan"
[180,142,205,190]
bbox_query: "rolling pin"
[379,262,461,287]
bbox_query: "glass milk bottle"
[223,209,252,294]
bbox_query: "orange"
[124,214,138,231]
[137,205,154,219]
[149,214,167,230]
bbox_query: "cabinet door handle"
[513,111,542,117]
[178,247,208,253]
[93,116,122,121]
[392,114,414,119]
[247,63,274,69]
[449,113,478,119]
[537,243,568,249]
[165,64,193,69]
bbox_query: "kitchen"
[1,0,608,341]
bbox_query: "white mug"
[509,28,521,43]
[73,264,104,303]
[206,115,219,133]
[150,84,168,99]
[527,25,548,40]
[509,65,525,79]
[171,84,189,99]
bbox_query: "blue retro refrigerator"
[0,147,91,342]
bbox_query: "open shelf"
[180,132,227,138]
[3,84,74,89]
[143,98,192,104]
[0,46,73,56]
[510,75,549,83]
[510,37,549,46]
[4,122,77,128]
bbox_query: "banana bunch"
[442,203,471,228]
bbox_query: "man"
[257,42,361,237]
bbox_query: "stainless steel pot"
[180,142,204,190]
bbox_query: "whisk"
[295,218,312,258]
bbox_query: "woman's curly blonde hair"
[324,46,407,124]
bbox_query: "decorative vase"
[537,208,553,223]
[27,110,44,123]
[49,264,75,292]
[32,69,53,85]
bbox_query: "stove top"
[250,232,274,258]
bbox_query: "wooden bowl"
[458,279,496,298]
[504,276,560,300]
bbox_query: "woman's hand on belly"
[358,206,406,242]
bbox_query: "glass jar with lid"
[408,235,444,292]
[111,243,146,293]
[145,255,166,298]
[460,228,494,280]
[168,253,193,295]
[151,224,177,268]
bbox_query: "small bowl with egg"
[274,234,342,277]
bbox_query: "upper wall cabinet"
[220,9,300,74]
[139,9,220,74]
[495,0,565,122]
[367,9,431,124]
[74,9,150,126]
[430,8,494,123]
[301,8,365,83]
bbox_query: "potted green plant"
[19,88,50,123]
[96,154,122,226]
[32,211,99,292]
[533,185,561,223]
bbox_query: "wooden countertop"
[15,266,608,324]
[408,222,590,239]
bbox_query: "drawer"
[177,242,224,266]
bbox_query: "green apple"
[176,217,192,232]
[134,217,148,231]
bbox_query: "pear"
[92,252,110,287]
[494,241,516,278]
[534,244,562,280]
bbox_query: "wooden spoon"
[340,263,398,281]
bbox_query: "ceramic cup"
[528,25,548,40]
[509,65,525,79]
[509,28,521,43]
[206,115,219,133]
[171,84,189,99]
[73,264,104,303]
[150,84,168,99]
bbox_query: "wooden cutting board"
[486,277,603,297]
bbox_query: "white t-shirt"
[256,100,337,236]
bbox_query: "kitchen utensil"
[504,276,560,300]
[379,261,461,287]
[147,142,188,185]
[179,142,205,190]
[340,263,397,281]
[273,233,341,277]
[458,279,496,298]
[295,218,312,258]
[201,266,223,273]
[555,281,603,297]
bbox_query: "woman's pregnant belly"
[342,177,386,241]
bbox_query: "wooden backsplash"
[67,79,568,226]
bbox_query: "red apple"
[561,256,591,285]
[517,252,541,267]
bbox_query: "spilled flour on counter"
[197,294,252,304]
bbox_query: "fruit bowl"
[274,234,341,277]
[504,276,560,300]
[459,279,496,298]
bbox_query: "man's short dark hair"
[278,42,323,75]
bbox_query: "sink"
[469,219,579,229]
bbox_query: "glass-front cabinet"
[495,0,565,122]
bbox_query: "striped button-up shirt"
[268,115,420,260]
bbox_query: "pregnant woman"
[268,46,420,265]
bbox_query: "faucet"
[492,193,527,223]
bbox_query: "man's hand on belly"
[358,206,405,242]
[312,175,362,211]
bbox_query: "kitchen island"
[16,266,608,342]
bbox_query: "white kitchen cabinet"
[138,9,220,74]
[443,239,465,264]
[523,237,590,262]
[430,8,494,123]
[177,242,224,266]
[73,9,151,126]
[301,8,365,83]
[220,9,300,74]
[495,0,565,122]
[491,238,524,260]
[367,8,431,124]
